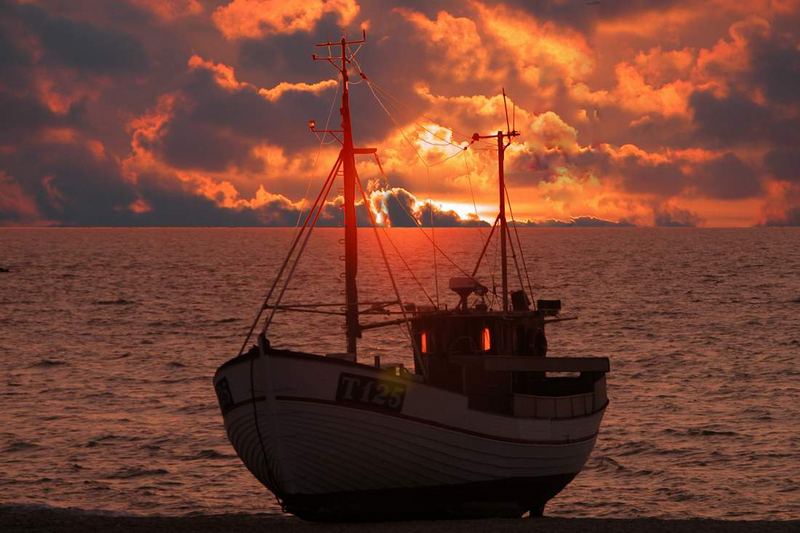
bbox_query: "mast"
[472,90,519,312]
[340,38,359,356]
[314,32,366,357]
[498,131,508,312]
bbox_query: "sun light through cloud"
[0,0,799,227]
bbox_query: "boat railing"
[450,355,610,373]
[513,377,607,419]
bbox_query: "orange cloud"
[125,92,182,178]
[212,0,359,40]
[187,54,252,91]
[595,5,702,39]
[258,79,338,101]
[188,54,337,101]
[695,16,770,96]
[395,8,495,82]
[0,171,43,225]
[473,1,594,85]
[634,47,695,86]
[130,0,203,20]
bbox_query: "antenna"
[502,88,511,133]
[311,30,368,358]
[512,101,516,132]
[471,89,520,312]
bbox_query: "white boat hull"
[214,349,607,519]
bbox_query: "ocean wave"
[86,434,143,447]
[187,449,230,460]
[105,467,169,479]
[30,359,68,368]
[4,440,39,452]
[685,428,739,437]
[94,298,134,306]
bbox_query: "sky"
[1,0,799,228]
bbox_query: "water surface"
[1,227,798,519]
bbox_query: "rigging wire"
[368,154,437,307]
[355,177,415,346]
[262,162,340,333]
[376,225,437,307]
[370,154,480,282]
[361,74,449,305]
[505,183,535,302]
[365,76,494,150]
[236,158,342,357]
[236,81,343,356]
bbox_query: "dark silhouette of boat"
[213,33,609,521]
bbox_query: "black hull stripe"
[274,395,600,446]
[280,473,579,521]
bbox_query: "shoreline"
[1,507,797,533]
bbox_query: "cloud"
[212,0,359,40]
[130,0,203,21]
[653,205,703,227]
[15,2,148,74]
[764,207,800,226]
[694,152,761,199]
[0,171,43,225]
[369,186,488,227]
[2,0,800,228]
[513,216,634,228]
[764,148,800,182]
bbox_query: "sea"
[1,227,798,520]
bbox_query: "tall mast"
[472,90,519,312]
[497,131,508,312]
[314,32,366,357]
[339,38,359,356]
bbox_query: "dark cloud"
[689,90,768,146]
[152,67,340,174]
[513,216,634,227]
[160,117,253,172]
[417,202,488,227]
[0,25,30,68]
[653,206,702,227]
[622,159,685,196]
[695,153,761,199]
[382,188,419,227]
[372,187,488,227]
[0,91,73,144]
[764,207,800,227]
[15,2,148,74]
[575,148,686,196]
[690,93,800,149]
[764,148,800,182]
[1,142,137,225]
[129,176,264,227]
[2,0,800,227]
[749,35,800,106]
[501,0,685,31]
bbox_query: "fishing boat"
[213,33,610,521]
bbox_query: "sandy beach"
[1,507,798,533]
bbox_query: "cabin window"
[481,327,491,352]
[420,331,429,353]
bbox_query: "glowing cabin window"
[420,331,429,353]
[481,327,491,352]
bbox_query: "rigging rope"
[356,177,414,341]
[236,158,342,356]
[262,162,340,334]
[505,183,535,302]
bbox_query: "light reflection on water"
[0,227,798,519]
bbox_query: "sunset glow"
[1,0,799,227]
